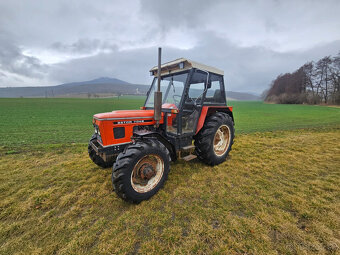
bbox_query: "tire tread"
[112,139,170,203]
[194,112,234,166]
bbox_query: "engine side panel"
[93,111,165,146]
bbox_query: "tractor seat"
[205,89,224,103]
[213,89,223,102]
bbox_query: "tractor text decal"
[113,119,152,125]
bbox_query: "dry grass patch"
[0,128,339,254]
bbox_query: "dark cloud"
[50,39,118,55]
[47,32,340,93]
[0,0,339,92]
[51,39,101,54]
[0,34,48,78]
[141,0,220,30]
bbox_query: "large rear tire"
[194,112,234,166]
[112,139,170,203]
[88,134,114,168]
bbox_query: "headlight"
[94,125,100,135]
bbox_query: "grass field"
[0,97,144,147]
[0,97,339,147]
[0,97,340,254]
[0,128,339,254]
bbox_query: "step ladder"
[179,145,197,161]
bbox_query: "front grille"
[113,127,125,139]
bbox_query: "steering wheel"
[173,95,181,105]
[184,96,201,111]
[194,93,203,105]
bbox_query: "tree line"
[265,52,340,105]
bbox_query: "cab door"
[180,70,207,134]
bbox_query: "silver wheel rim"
[131,154,164,193]
[213,125,231,156]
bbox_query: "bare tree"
[303,62,315,94]
[315,56,332,103]
[265,52,340,105]
[329,53,340,104]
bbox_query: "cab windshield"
[145,73,188,108]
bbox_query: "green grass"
[0,98,339,147]
[0,128,339,254]
[0,97,340,254]
[231,101,340,133]
[0,96,145,147]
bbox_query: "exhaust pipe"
[154,47,162,125]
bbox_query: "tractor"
[88,48,234,203]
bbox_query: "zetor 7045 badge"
[88,48,234,203]
[113,120,150,125]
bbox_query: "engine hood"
[93,104,177,121]
[92,106,177,147]
[94,109,156,121]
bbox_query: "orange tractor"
[88,48,234,203]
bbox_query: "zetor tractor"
[88,48,234,203]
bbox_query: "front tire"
[112,139,170,203]
[194,112,234,166]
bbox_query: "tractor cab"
[145,58,231,149]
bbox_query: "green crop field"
[0,97,340,254]
[0,97,145,147]
[0,97,339,147]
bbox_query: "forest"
[265,52,340,105]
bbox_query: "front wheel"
[194,112,234,166]
[112,139,170,203]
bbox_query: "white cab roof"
[150,58,224,76]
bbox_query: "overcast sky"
[0,0,339,93]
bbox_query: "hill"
[57,77,131,87]
[226,91,260,101]
[0,77,260,100]
[0,77,148,98]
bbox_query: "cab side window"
[205,74,225,103]
[187,71,206,104]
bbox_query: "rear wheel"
[194,112,234,166]
[88,134,114,168]
[112,139,170,203]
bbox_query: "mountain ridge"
[0,77,260,100]
[57,77,131,87]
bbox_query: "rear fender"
[196,106,234,134]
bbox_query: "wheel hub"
[213,125,231,156]
[140,163,156,180]
[131,154,165,193]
